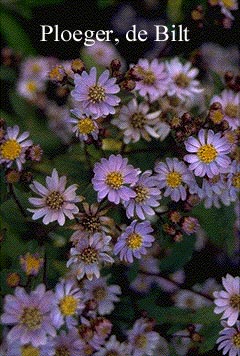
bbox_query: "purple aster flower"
[0,125,32,171]
[71,67,120,116]
[42,328,85,356]
[67,233,114,280]
[51,279,84,329]
[127,318,160,356]
[155,158,197,202]
[182,217,200,235]
[114,220,154,263]
[217,321,240,356]
[227,160,240,201]
[68,108,99,142]
[184,129,231,178]
[211,90,239,130]
[92,154,139,204]
[83,276,121,315]
[6,339,54,356]
[1,284,56,347]
[123,170,162,220]
[134,59,169,102]
[94,334,130,356]
[213,274,240,327]
[28,168,80,226]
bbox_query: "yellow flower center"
[135,335,148,349]
[175,73,191,88]
[127,233,143,250]
[232,173,240,188]
[230,294,240,309]
[135,185,149,203]
[93,286,107,301]
[197,144,217,163]
[225,103,238,118]
[88,84,106,103]
[55,346,70,356]
[82,216,101,233]
[32,64,41,73]
[233,332,240,348]
[222,0,236,9]
[21,345,40,356]
[105,171,123,190]
[225,131,236,144]
[22,254,42,276]
[142,70,156,85]
[130,113,147,129]
[26,80,37,93]
[211,110,224,124]
[46,191,64,210]
[77,118,95,135]
[59,295,78,316]
[166,171,182,188]
[79,247,98,264]
[1,139,21,160]
[20,307,42,330]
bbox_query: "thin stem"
[9,183,27,218]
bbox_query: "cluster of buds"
[170,112,204,142]
[49,64,68,85]
[117,63,145,92]
[191,5,204,28]
[1,47,22,68]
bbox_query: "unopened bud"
[49,65,67,84]
[71,59,85,74]
[111,58,121,71]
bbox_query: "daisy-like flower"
[42,328,85,356]
[92,154,139,204]
[67,233,114,280]
[20,252,44,276]
[213,274,240,327]
[71,67,120,116]
[166,57,203,101]
[217,321,240,356]
[68,108,99,142]
[1,284,56,347]
[134,58,169,102]
[51,279,84,329]
[155,158,197,202]
[211,90,239,130]
[94,335,130,356]
[182,217,200,235]
[174,290,211,310]
[20,56,50,81]
[123,170,162,220]
[17,78,45,101]
[28,168,80,226]
[83,276,121,315]
[114,220,154,263]
[112,98,161,143]
[0,125,32,171]
[7,340,54,356]
[128,318,160,356]
[184,129,231,178]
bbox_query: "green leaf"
[97,0,115,8]
[167,0,183,23]
[0,65,16,81]
[22,0,63,6]
[0,11,36,55]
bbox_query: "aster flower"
[20,56,50,81]
[213,274,240,327]
[83,276,121,315]
[184,129,231,178]
[112,98,161,143]
[114,220,154,263]
[51,279,84,329]
[128,318,160,356]
[68,108,99,142]
[174,290,211,310]
[20,252,44,276]
[165,57,203,101]
[17,78,45,101]
[1,284,56,347]
[71,67,120,116]
[46,102,72,144]
[227,160,240,200]
[92,154,139,204]
[155,158,197,202]
[123,170,161,220]
[94,335,130,356]
[78,316,107,350]
[134,58,169,102]
[130,274,154,294]
[28,168,80,226]
[42,328,85,356]
[67,233,114,280]
[182,216,200,235]
[211,90,239,130]
[0,125,32,171]
[7,341,54,356]
[217,321,240,356]
[172,325,202,356]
